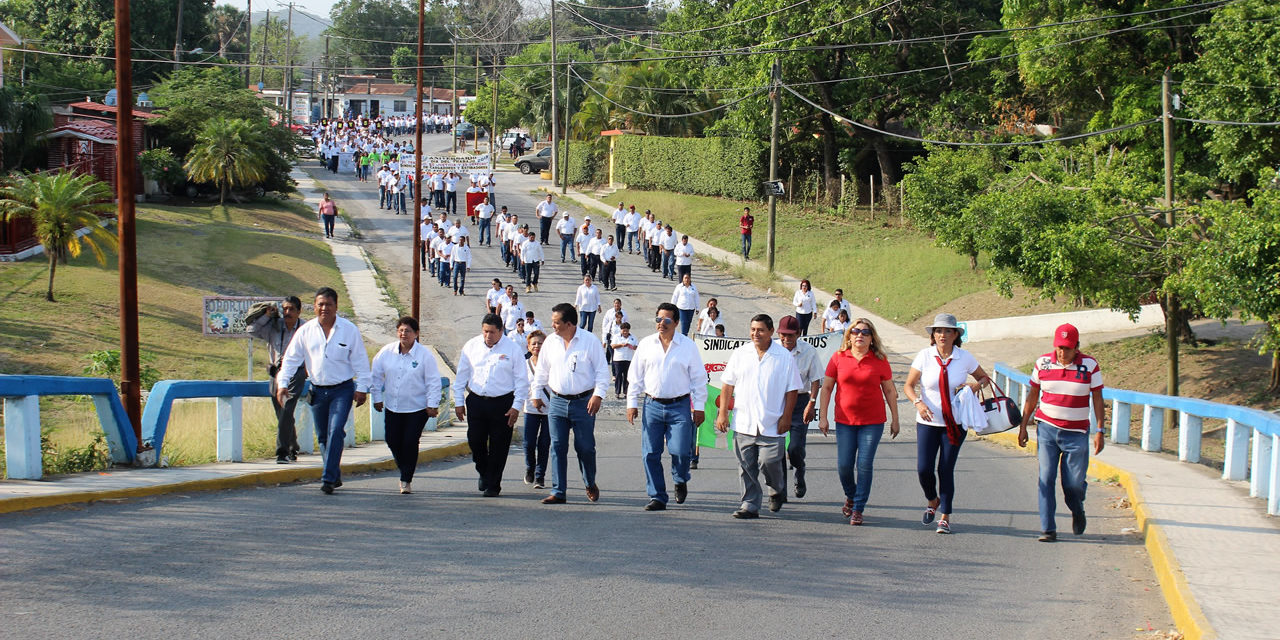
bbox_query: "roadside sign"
[763,180,786,197]
[202,296,284,337]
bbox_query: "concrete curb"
[980,431,1215,640]
[0,441,472,515]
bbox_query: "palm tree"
[0,171,118,302]
[182,117,269,204]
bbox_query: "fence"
[993,363,1280,515]
[0,375,139,480]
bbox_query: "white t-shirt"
[909,346,981,428]
[610,333,638,362]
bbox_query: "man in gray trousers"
[715,314,802,519]
[247,296,308,463]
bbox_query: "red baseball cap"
[1054,323,1079,349]
[778,315,801,335]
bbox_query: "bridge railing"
[993,363,1280,515]
[0,375,139,480]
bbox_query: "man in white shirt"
[775,315,826,499]
[430,171,446,211]
[474,195,495,246]
[276,287,372,494]
[574,224,593,277]
[714,313,803,518]
[626,302,707,510]
[556,211,578,263]
[623,206,642,254]
[535,194,558,246]
[444,172,460,215]
[611,203,627,249]
[575,275,602,333]
[822,288,854,330]
[523,231,544,292]
[599,235,620,291]
[530,302,611,504]
[370,316,442,493]
[585,229,605,281]
[674,235,695,282]
[659,224,678,281]
[453,314,529,497]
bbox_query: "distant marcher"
[674,235,694,281]
[575,276,602,333]
[452,235,471,295]
[453,314,529,497]
[523,232,544,292]
[775,315,825,499]
[903,313,991,534]
[1018,323,1105,542]
[739,206,754,260]
[370,316,442,494]
[523,331,551,489]
[318,193,338,238]
[610,322,637,399]
[714,314,803,518]
[670,274,700,336]
[535,194,558,246]
[818,318,899,526]
[792,279,817,336]
[276,287,372,494]
[247,296,307,463]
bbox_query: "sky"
[292,0,338,19]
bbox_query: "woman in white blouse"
[370,316,442,494]
[670,273,701,336]
[522,331,551,488]
[792,279,817,336]
[575,275,602,332]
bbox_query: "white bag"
[974,382,1021,435]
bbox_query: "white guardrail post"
[3,395,43,480]
[1178,413,1203,463]
[1141,404,1163,452]
[1251,433,1272,500]
[1223,418,1249,481]
[215,396,244,462]
[295,403,315,454]
[1110,401,1131,444]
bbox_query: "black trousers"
[601,259,617,289]
[385,409,429,482]
[677,264,691,281]
[466,392,516,491]
[268,365,307,458]
[612,360,631,396]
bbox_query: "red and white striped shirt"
[1030,352,1103,432]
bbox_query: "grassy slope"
[610,189,989,323]
[0,197,362,468]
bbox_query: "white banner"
[400,154,491,173]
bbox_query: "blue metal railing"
[0,375,139,479]
[993,363,1280,515]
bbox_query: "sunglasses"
[654,317,675,325]
[850,328,873,336]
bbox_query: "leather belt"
[553,390,593,400]
[646,394,690,405]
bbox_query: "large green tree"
[183,117,271,204]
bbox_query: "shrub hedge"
[613,136,766,200]
[557,139,609,187]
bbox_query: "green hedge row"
[613,135,767,200]
[557,140,609,187]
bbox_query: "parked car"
[454,122,486,139]
[514,147,552,174]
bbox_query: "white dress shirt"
[611,333,639,362]
[452,245,471,265]
[909,346,980,428]
[525,358,549,415]
[624,211,641,232]
[501,301,525,332]
[675,242,694,265]
[531,327,611,398]
[522,241,544,263]
[486,287,505,309]
[660,231,677,251]
[452,334,529,406]
[586,236,604,256]
[600,308,629,339]
[670,283,700,311]
[575,284,601,312]
[792,290,816,314]
[556,216,577,235]
[370,341,443,413]
[599,242,620,262]
[722,340,803,437]
[277,316,372,391]
[536,200,559,218]
[626,332,708,409]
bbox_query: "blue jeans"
[678,309,695,336]
[561,234,576,261]
[579,310,596,333]
[452,262,467,292]
[1037,422,1089,533]
[917,423,965,514]
[741,233,752,258]
[547,394,597,498]
[523,413,550,479]
[641,397,694,503]
[309,379,354,484]
[836,422,884,512]
[662,251,675,279]
[478,217,491,245]
[438,262,451,286]
[626,231,638,252]
[786,393,810,479]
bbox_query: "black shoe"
[732,509,759,519]
[289,453,298,461]
[769,495,785,512]
[525,469,535,485]
[321,482,334,494]
[674,482,688,504]
[333,479,342,488]
[1072,511,1087,535]
[276,457,290,464]
[483,488,501,497]
[534,476,546,489]
[479,478,488,492]
[795,479,807,499]
[644,499,666,511]
[690,460,699,470]
[1038,531,1057,542]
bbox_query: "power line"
[571,65,764,118]
[1173,116,1280,126]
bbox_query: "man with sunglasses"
[626,303,707,511]
[248,296,307,464]
[776,315,826,498]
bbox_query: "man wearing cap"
[535,194,558,245]
[627,302,707,511]
[715,314,803,518]
[1018,323,1105,542]
[556,211,578,262]
[776,315,826,498]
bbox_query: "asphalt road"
[0,134,1174,638]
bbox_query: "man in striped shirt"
[1017,323,1105,542]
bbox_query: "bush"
[83,349,162,391]
[557,139,609,187]
[613,136,766,200]
[138,147,185,190]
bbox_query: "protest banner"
[400,154,491,173]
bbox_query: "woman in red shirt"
[818,318,899,525]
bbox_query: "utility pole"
[412,0,424,319]
[282,2,294,128]
[458,35,463,153]
[173,0,185,71]
[258,8,269,85]
[115,0,142,443]
[323,35,330,118]
[309,60,314,123]
[491,53,499,171]
[766,61,780,273]
[1162,68,1180,417]
[244,0,252,86]
[562,61,571,195]
[549,0,559,186]
[473,52,479,152]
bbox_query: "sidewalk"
[555,185,1280,640]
